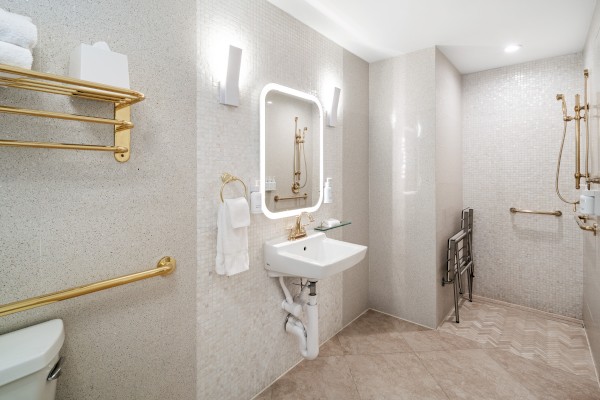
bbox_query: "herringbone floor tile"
[438,299,598,381]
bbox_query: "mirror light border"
[260,83,324,219]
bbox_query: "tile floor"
[255,301,600,400]
[439,298,598,380]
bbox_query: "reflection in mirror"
[260,83,323,219]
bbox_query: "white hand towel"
[0,8,38,50]
[0,41,32,69]
[226,197,250,228]
[216,197,250,276]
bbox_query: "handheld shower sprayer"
[554,69,591,208]
[556,94,571,122]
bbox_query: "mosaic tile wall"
[583,2,600,374]
[197,1,369,398]
[463,53,584,318]
[0,1,197,399]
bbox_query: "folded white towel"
[0,41,32,69]
[226,197,250,228]
[0,8,37,50]
[216,197,250,276]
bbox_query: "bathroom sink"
[264,231,367,280]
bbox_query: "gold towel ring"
[220,173,248,202]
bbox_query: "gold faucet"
[288,212,314,240]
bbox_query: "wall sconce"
[327,87,341,127]
[219,45,242,106]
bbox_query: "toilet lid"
[0,319,64,386]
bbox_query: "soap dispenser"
[324,177,333,204]
[250,179,262,214]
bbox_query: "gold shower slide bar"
[509,207,562,217]
[0,105,133,130]
[0,256,176,317]
[274,193,308,202]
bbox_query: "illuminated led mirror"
[260,83,323,219]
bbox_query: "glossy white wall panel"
[369,48,438,328]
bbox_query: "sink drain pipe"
[279,278,319,360]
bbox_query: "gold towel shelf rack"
[0,63,145,162]
[0,256,175,317]
[509,207,562,217]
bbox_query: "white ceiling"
[268,0,597,74]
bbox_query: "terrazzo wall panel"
[583,1,600,374]
[369,48,439,328]
[197,1,368,398]
[462,53,583,318]
[0,1,197,399]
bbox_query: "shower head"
[556,93,569,121]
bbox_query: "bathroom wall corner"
[368,47,438,328]
[434,48,463,326]
[341,49,370,325]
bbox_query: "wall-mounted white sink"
[264,231,367,280]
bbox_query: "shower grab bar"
[575,214,598,235]
[274,193,308,202]
[510,207,562,217]
[0,256,176,317]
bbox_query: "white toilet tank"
[0,319,65,400]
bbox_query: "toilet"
[0,319,65,400]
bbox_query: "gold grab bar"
[274,193,308,202]
[220,173,247,202]
[0,256,176,317]
[575,215,598,236]
[510,207,562,217]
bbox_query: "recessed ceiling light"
[504,44,522,53]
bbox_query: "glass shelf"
[314,220,351,232]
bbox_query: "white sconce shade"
[219,45,242,106]
[327,86,341,127]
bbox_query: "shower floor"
[254,300,600,400]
